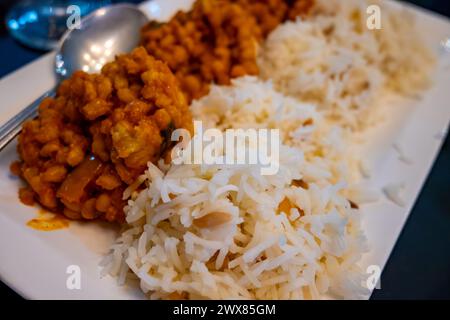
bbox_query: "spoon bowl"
[0,3,149,151]
[56,4,149,78]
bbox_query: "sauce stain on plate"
[27,209,69,231]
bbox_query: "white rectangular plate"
[0,0,449,299]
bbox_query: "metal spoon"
[0,4,148,151]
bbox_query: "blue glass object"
[5,0,111,51]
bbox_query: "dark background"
[0,0,449,300]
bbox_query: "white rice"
[103,77,370,299]
[383,182,406,207]
[258,0,435,128]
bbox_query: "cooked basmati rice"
[258,0,435,128]
[103,77,370,299]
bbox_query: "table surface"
[0,0,449,300]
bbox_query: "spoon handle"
[0,87,56,152]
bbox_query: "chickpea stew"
[141,0,314,102]
[12,47,192,222]
[12,0,313,224]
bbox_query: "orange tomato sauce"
[26,209,69,231]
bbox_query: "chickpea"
[55,148,68,164]
[38,97,53,111]
[105,206,119,222]
[19,187,35,206]
[125,100,152,124]
[92,135,109,162]
[113,75,128,90]
[61,129,76,145]
[153,109,172,130]
[96,173,121,190]
[160,34,175,47]
[42,165,67,183]
[96,77,112,99]
[231,65,247,78]
[84,80,97,100]
[95,193,111,213]
[39,186,58,209]
[173,46,188,64]
[40,140,62,158]
[36,123,60,144]
[66,146,85,167]
[63,207,82,220]
[117,88,136,104]
[81,198,99,220]
[81,98,112,120]
[183,75,201,94]
[10,161,21,176]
